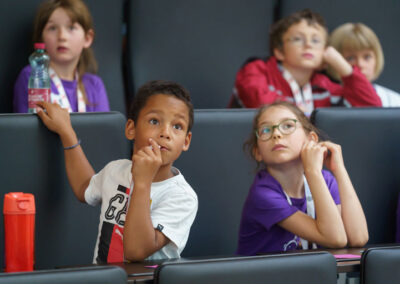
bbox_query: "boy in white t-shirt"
[36,80,198,263]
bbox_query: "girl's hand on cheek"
[131,138,162,187]
[301,140,327,174]
[320,141,345,174]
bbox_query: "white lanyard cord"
[281,67,314,116]
[49,68,86,113]
[283,175,317,250]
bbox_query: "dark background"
[1,0,398,112]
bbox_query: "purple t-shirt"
[396,196,400,242]
[13,65,110,113]
[237,169,341,256]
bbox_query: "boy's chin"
[300,60,322,70]
[161,152,183,167]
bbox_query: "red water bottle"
[3,192,35,272]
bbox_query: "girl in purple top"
[13,0,110,113]
[237,102,368,255]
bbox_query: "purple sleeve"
[246,175,298,230]
[13,65,31,113]
[396,195,400,242]
[83,74,110,112]
[322,170,341,205]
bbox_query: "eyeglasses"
[255,119,298,141]
[285,35,324,47]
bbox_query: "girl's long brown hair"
[33,0,98,104]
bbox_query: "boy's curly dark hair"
[128,80,194,133]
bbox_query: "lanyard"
[283,175,317,250]
[281,67,314,116]
[49,68,86,113]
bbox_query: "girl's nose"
[356,57,365,68]
[58,27,67,40]
[272,127,282,139]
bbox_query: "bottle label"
[28,88,51,113]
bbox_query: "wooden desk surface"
[325,247,363,273]
[257,247,364,274]
[111,259,166,278]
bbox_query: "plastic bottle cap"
[34,43,45,50]
[3,192,36,214]
[17,201,29,210]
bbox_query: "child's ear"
[308,131,319,143]
[182,131,192,152]
[83,29,94,48]
[252,146,263,162]
[273,47,285,61]
[125,119,135,140]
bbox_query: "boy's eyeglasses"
[285,35,324,47]
[255,119,298,141]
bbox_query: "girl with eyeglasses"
[237,101,368,255]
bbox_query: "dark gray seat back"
[155,252,337,284]
[0,265,127,284]
[126,0,274,108]
[175,109,256,256]
[85,0,126,113]
[312,107,400,244]
[361,246,400,284]
[0,112,130,269]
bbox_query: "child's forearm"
[296,140,347,247]
[123,183,167,261]
[305,170,347,246]
[328,57,352,78]
[59,130,95,203]
[324,46,352,78]
[333,166,369,247]
[36,102,95,201]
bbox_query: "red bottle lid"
[34,43,45,50]
[3,192,35,214]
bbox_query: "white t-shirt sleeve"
[151,190,198,250]
[84,161,113,206]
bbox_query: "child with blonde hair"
[329,23,400,107]
[237,101,368,255]
[14,0,110,113]
[232,9,381,113]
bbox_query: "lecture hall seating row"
[1,0,400,112]
[2,247,400,283]
[153,246,400,284]
[0,107,399,270]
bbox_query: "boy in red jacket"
[232,9,382,114]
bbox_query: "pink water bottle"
[3,192,36,272]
